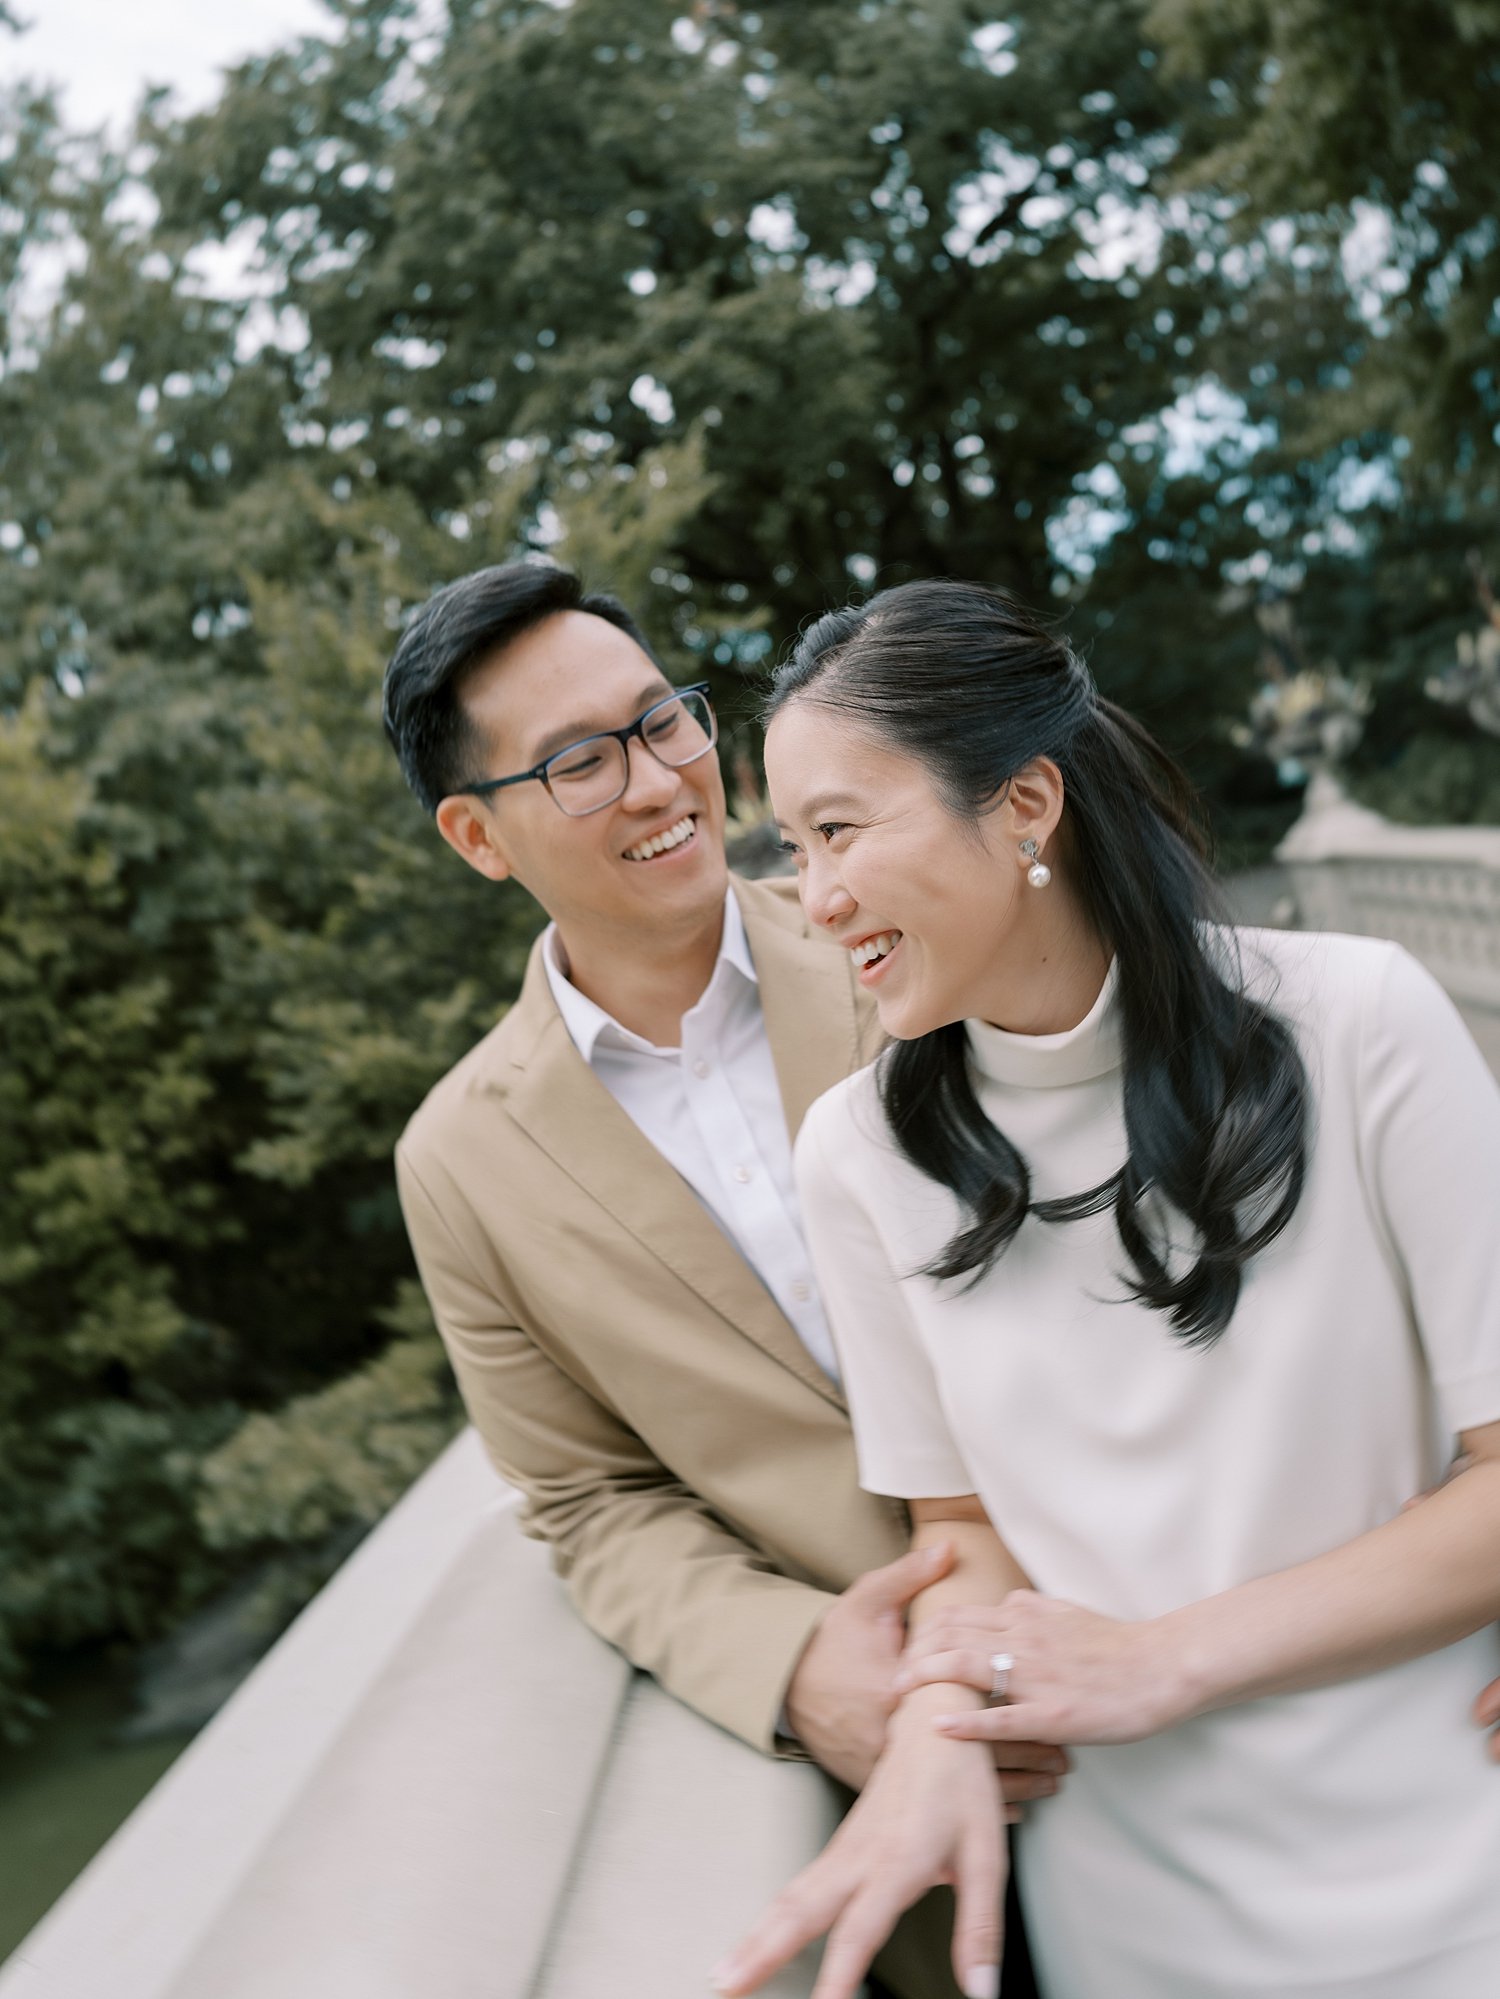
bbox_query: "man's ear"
[434,794,515,883]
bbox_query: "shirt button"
[733,1165,752,1184]
[792,1280,812,1303]
[693,1059,711,1079]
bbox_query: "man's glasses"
[461,683,718,819]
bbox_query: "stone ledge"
[0,1432,839,1999]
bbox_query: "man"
[382,560,1060,1998]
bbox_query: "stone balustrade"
[0,1431,838,1999]
[1277,772,1500,1014]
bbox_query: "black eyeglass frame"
[459,682,718,817]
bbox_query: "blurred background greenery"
[1,0,1498,1926]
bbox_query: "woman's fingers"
[712,1868,847,1996]
[810,1892,904,1999]
[903,1619,1003,1663]
[949,1811,1005,1999]
[893,1647,997,1695]
[1475,1677,1500,1761]
[935,1703,1058,1744]
[902,1592,1043,1665]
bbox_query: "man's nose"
[620,734,681,807]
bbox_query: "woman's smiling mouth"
[849,930,903,980]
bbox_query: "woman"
[713,581,1500,1999]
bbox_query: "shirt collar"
[542,886,758,1064]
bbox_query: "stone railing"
[0,1431,838,1999]
[1276,773,1500,1014]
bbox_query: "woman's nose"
[801,860,855,931]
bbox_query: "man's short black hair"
[382,560,658,815]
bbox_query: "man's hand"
[784,1545,1070,1802]
[784,1544,951,1789]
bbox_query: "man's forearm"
[539,1475,837,1753]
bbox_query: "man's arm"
[396,1140,831,1754]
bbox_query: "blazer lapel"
[487,936,846,1409]
[734,875,873,1142]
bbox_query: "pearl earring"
[1020,838,1051,888]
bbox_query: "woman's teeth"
[624,814,695,862]
[852,931,901,968]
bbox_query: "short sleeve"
[795,1091,974,1498]
[1359,945,1500,1434]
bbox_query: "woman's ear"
[1002,758,1066,849]
[434,794,515,883]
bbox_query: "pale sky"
[1,0,336,135]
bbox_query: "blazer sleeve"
[394,1140,836,1756]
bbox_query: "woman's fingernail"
[964,1966,1000,1999]
[710,1960,738,1992]
[934,1715,960,1733]
[892,1670,911,1692]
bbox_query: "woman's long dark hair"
[767,580,1308,1348]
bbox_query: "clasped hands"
[780,1543,1070,1800]
[722,1588,1192,1999]
[725,1574,1500,1999]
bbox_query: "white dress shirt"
[541,887,841,1383]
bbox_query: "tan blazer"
[395,872,907,1753]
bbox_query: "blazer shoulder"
[400,926,564,1160]
[731,867,803,925]
[398,1014,509,1162]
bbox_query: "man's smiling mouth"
[623,814,697,862]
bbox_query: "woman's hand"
[894,1590,1195,1746]
[712,1697,1007,1999]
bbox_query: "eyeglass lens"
[545,691,716,817]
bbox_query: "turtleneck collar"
[965,959,1122,1090]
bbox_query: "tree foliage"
[0,0,1495,1729]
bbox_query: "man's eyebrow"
[527,682,673,765]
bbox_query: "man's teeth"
[624,815,695,861]
[852,931,902,968]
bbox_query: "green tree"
[2,0,1497,1732]
[1144,0,1500,812]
